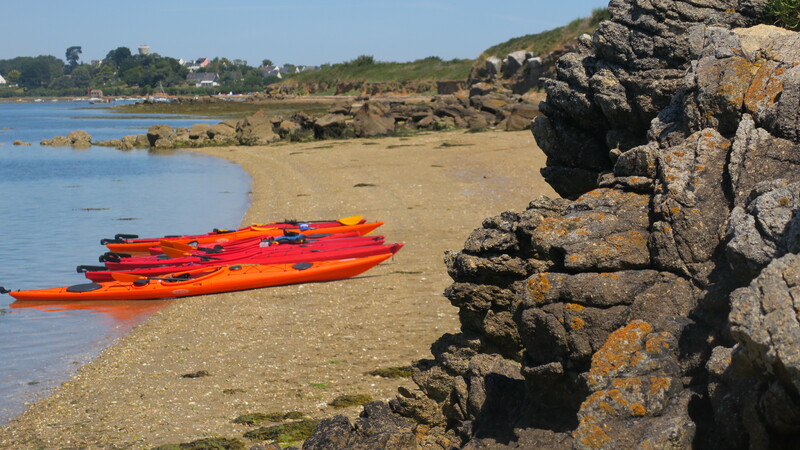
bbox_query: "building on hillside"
[138,45,151,56]
[185,57,212,72]
[0,74,6,85]
[187,72,220,87]
[260,65,284,79]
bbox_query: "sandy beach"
[0,128,554,448]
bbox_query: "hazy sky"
[4,1,609,66]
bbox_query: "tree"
[261,59,273,67]
[66,46,82,69]
[105,47,132,68]
[70,65,91,88]
[13,55,64,87]
[6,69,20,83]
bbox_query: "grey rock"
[352,101,395,137]
[236,110,279,145]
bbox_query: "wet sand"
[0,129,555,448]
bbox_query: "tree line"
[0,46,282,97]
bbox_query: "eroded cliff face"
[305,1,800,448]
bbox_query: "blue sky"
[4,1,609,66]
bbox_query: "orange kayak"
[105,221,384,254]
[7,253,392,301]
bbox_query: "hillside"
[478,8,609,62]
[275,56,472,96]
[276,8,609,96]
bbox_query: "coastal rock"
[12,140,31,146]
[188,123,210,140]
[207,122,236,142]
[146,124,176,149]
[235,110,279,146]
[41,130,92,147]
[533,1,767,199]
[314,113,353,140]
[715,253,800,447]
[352,101,395,137]
[306,2,800,448]
[503,104,540,131]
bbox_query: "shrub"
[767,0,800,30]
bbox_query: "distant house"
[184,57,212,72]
[260,65,284,79]
[187,72,220,87]
[260,64,319,79]
[0,74,6,85]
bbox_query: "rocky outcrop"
[235,109,280,145]
[40,130,92,147]
[45,94,545,152]
[533,0,768,199]
[305,2,800,449]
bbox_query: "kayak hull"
[11,254,393,301]
[86,243,403,282]
[106,222,383,254]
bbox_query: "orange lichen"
[575,423,613,449]
[588,321,653,385]
[566,303,585,312]
[527,274,551,303]
[630,403,647,417]
[571,317,586,330]
[611,378,643,390]
[645,333,672,355]
[599,401,616,415]
[649,377,672,396]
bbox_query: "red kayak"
[82,243,403,282]
[99,235,387,270]
[6,254,393,302]
[103,217,381,254]
[146,231,363,255]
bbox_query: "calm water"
[0,101,251,425]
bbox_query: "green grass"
[478,8,609,61]
[152,437,246,450]
[113,100,331,120]
[243,419,320,443]
[768,0,800,29]
[288,56,473,85]
[232,411,307,425]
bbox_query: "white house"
[187,72,220,87]
[0,74,6,85]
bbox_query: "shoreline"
[0,129,554,448]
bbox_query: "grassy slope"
[287,57,474,85]
[478,8,610,61]
[284,8,608,89]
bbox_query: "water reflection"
[9,299,170,327]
